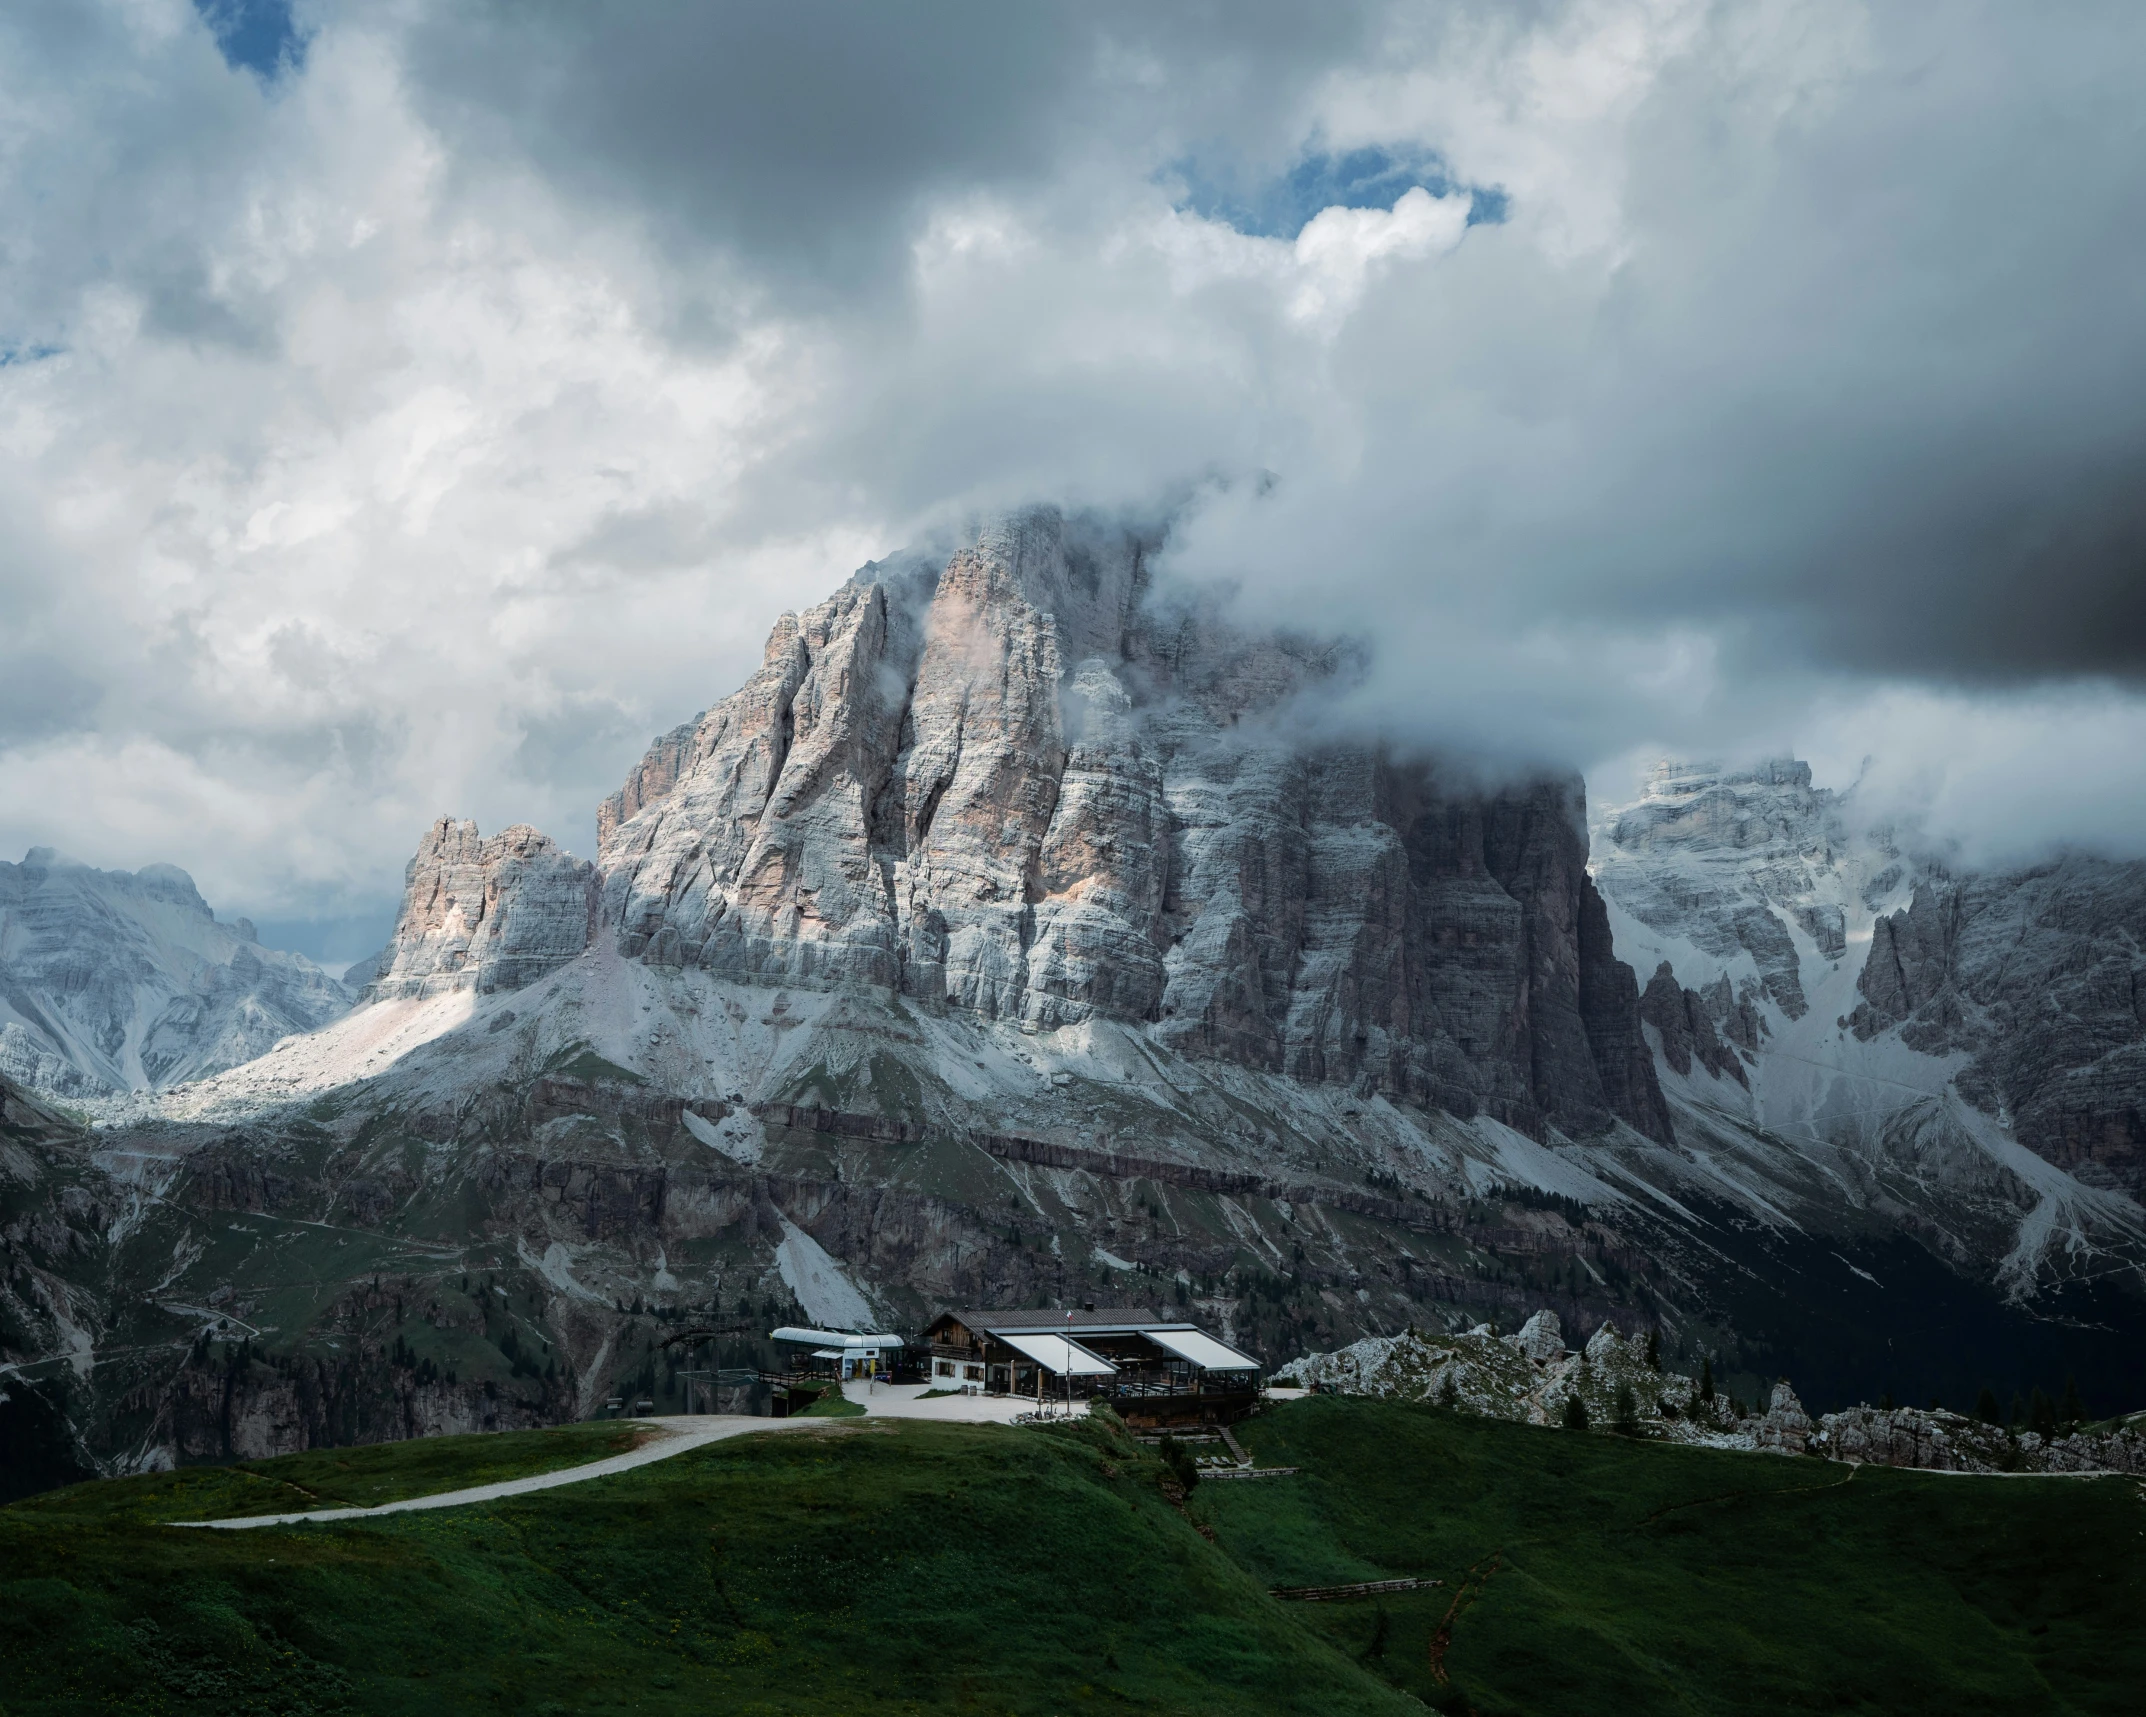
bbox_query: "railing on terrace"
[1102,1375,1260,1399]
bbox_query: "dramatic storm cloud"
[2,0,2143,957]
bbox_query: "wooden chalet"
[920,1306,1263,1426]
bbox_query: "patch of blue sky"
[0,342,63,369]
[1174,144,1507,240]
[192,0,308,83]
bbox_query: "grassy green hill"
[3,1401,2139,1715]
[10,1419,650,1526]
[1209,1398,2145,1713]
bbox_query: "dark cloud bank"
[404,1,2146,688]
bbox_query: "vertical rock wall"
[1849,860,2146,1197]
[589,508,1671,1144]
[366,820,597,999]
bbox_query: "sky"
[3,1,2145,967]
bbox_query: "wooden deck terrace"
[1101,1376,1261,1428]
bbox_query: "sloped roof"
[771,1325,901,1349]
[997,1330,1118,1375]
[934,1306,1162,1335]
[1145,1327,1260,1371]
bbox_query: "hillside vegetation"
[1208,1398,2144,1713]
[10,1419,649,1525]
[3,1400,2139,1715]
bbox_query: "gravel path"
[844,1380,1046,1423]
[171,1415,813,1530]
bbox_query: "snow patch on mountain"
[1592,760,2146,1284]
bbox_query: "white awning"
[772,1326,901,1351]
[996,1330,1118,1376]
[1146,1328,1261,1371]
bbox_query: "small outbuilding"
[770,1325,904,1382]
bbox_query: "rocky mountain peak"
[1847,858,2146,1199]
[1596,751,2146,1242]
[1613,757,1833,859]
[580,507,1672,1143]
[0,850,351,1096]
[363,818,597,1001]
[1592,755,1897,1022]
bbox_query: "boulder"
[1752,1381,1813,1454]
[1514,1310,1566,1364]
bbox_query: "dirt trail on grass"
[170,1416,816,1530]
[1429,1552,1502,1685]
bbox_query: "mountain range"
[4,508,2143,1473]
[0,850,351,1097]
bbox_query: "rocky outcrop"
[0,849,352,1096]
[365,820,597,1000]
[1846,880,1965,1042]
[1515,1308,1566,1364]
[1752,1380,1813,1454]
[1807,1403,2146,1475]
[1817,1403,1982,1470]
[1848,860,2146,1197]
[0,1071,119,1400]
[1639,962,1748,1085]
[597,508,1671,1143]
[1274,1310,1706,1432]
[1577,884,1678,1136]
[1278,1315,2146,1473]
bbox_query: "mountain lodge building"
[920,1307,1262,1425]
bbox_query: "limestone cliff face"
[1596,757,2146,1206]
[1593,759,1888,1023]
[1638,962,1748,1086]
[596,508,1671,1143]
[1849,859,2146,1198]
[0,1071,119,1404]
[365,820,597,1000]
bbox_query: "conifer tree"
[1562,1393,1589,1431]
[2060,1376,2085,1431]
[1698,1358,1715,1403]
[2029,1388,2058,1440]
[1975,1387,2001,1425]
[1644,1330,1660,1370]
[1613,1381,1640,1435]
